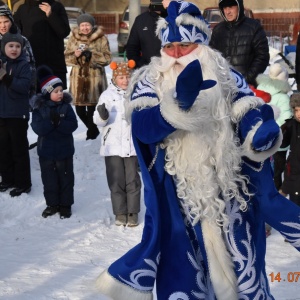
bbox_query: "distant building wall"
[58,0,300,37]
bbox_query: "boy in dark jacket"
[0,25,32,197]
[31,65,78,219]
[280,93,300,206]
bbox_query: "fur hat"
[37,65,63,96]
[290,93,300,109]
[219,0,238,9]
[77,13,95,27]
[156,1,211,47]
[268,63,289,82]
[0,3,14,24]
[1,24,23,54]
[110,60,136,81]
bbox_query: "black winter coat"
[280,118,300,195]
[31,93,78,161]
[13,0,70,88]
[210,15,269,86]
[126,11,161,68]
[0,52,31,119]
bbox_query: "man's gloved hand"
[0,60,7,80]
[81,50,92,63]
[175,60,216,111]
[97,103,109,120]
[252,104,280,151]
[239,104,280,152]
[50,109,61,127]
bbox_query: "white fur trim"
[156,17,168,37]
[201,219,238,300]
[125,96,159,123]
[176,13,211,41]
[96,270,153,300]
[241,121,283,162]
[231,96,264,123]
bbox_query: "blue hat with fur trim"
[156,1,211,47]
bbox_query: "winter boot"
[60,206,72,219]
[115,214,127,226]
[42,206,60,218]
[10,186,31,197]
[127,213,138,227]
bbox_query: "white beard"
[156,46,249,229]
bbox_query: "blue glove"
[175,60,216,111]
[239,104,279,152]
[252,105,279,151]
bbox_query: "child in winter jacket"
[256,63,293,237]
[280,93,300,207]
[31,65,78,219]
[93,60,141,226]
[0,25,32,197]
[256,63,293,190]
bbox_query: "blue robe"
[96,67,300,300]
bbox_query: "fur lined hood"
[256,74,291,95]
[31,92,73,109]
[71,26,105,43]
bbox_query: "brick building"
[5,0,300,42]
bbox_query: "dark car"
[64,6,85,48]
[203,7,254,29]
[117,4,149,54]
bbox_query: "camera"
[78,44,86,51]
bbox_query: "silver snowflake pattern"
[119,253,160,291]
[281,222,300,248]
[131,76,157,100]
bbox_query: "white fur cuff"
[96,269,153,300]
[241,122,283,162]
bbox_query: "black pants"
[273,150,287,190]
[290,193,300,207]
[39,157,74,207]
[75,105,99,139]
[0,118,31,188]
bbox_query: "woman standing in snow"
[65,13,111,140]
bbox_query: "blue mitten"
[239,104,279,152]
[175,60,216,111]
[252,104,279,151]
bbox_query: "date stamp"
[269,272,300,283]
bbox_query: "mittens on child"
[97,103,109,120]
[175,60,216,111]
[50,109,61,127]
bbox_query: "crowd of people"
[0,0,300,298]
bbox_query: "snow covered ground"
[0,34,300,300]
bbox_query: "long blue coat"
[96,65,300,300]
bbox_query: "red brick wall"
[255,12,300,38]
[94,11,300,39]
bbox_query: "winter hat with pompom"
[268,63,289,82]
[37,65,63,97]
[110,60,136,81]
[1,24,23,54]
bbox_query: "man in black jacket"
[126,0,166,68]
[14,0,70,89]
[210,0,269,87]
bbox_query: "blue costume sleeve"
[132,105,176,144]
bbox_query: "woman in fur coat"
[65,13,111,140]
